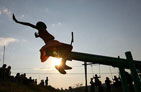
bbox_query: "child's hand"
[34,32,39,38]
[13,14,18,22]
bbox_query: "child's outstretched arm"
[13,14,37,29]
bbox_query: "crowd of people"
[90,73,135,92]
[0,64,48,87]
[0,64,11,80]
[0,64,139,92]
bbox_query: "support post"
[125,51,141,92]
[119,66,129,92]
[84,61,88,92]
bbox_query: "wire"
[109,66,113,78]
[11,64,101,70]
[11,72,119,75]
[90,64,94,77]
[12,65,83,70]
[99,64,101,77]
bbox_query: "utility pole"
[84,61,88,92]
[3,45,5,65]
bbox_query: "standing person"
[93,74,101,87]
[45,77,48,86]
[1,64,7,80]
[5,66,11,80]
[13,14,73,74]
[90,78,95,92]
[113,76,121,88]
[34,79,37,85]
[98,81,104,92]
[105,77,111,92]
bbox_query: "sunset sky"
[0,0,141,89]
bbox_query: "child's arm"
[13,14,37,29]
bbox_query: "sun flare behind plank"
[52,58,62,66]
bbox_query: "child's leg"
[59,44,72,58]
[55,57,71,74]
[55,44,72,74]
[59,44,73,69]
[40,51,48,62]
[55,65,66,74]
[40,45,49,62]
[60,58,72,69]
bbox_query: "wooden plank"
[46,51,141,69]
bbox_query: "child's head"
[36,21,47,30]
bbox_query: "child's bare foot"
[62,65,72,70]
[55,65,66,74]
[60,59,72,70]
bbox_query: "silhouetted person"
[28,77,34,84]
[113,75,121,88]
[139,74,141,80]
[21,73,28,84]
[68,86,73,91]
[0,65,3,79]
[98,81,104,92]
[61,88,63,91]
[90,78,95,92]
[93,74,101,87]
[5,66,11,80]
[13,14,73,74]
[40,80,44,86]
[34,79,37,85]
[15,73,21,83]
[105,77,111,92]
[0,64,7,80]
[45,77,48,86]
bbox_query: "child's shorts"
[40,40,73,62]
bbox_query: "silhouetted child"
[13,14,72,74]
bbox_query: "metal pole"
[3,45,5,65]
[84,61,88,92]
[125,51,141,92]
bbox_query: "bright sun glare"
[52,58,62,66]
